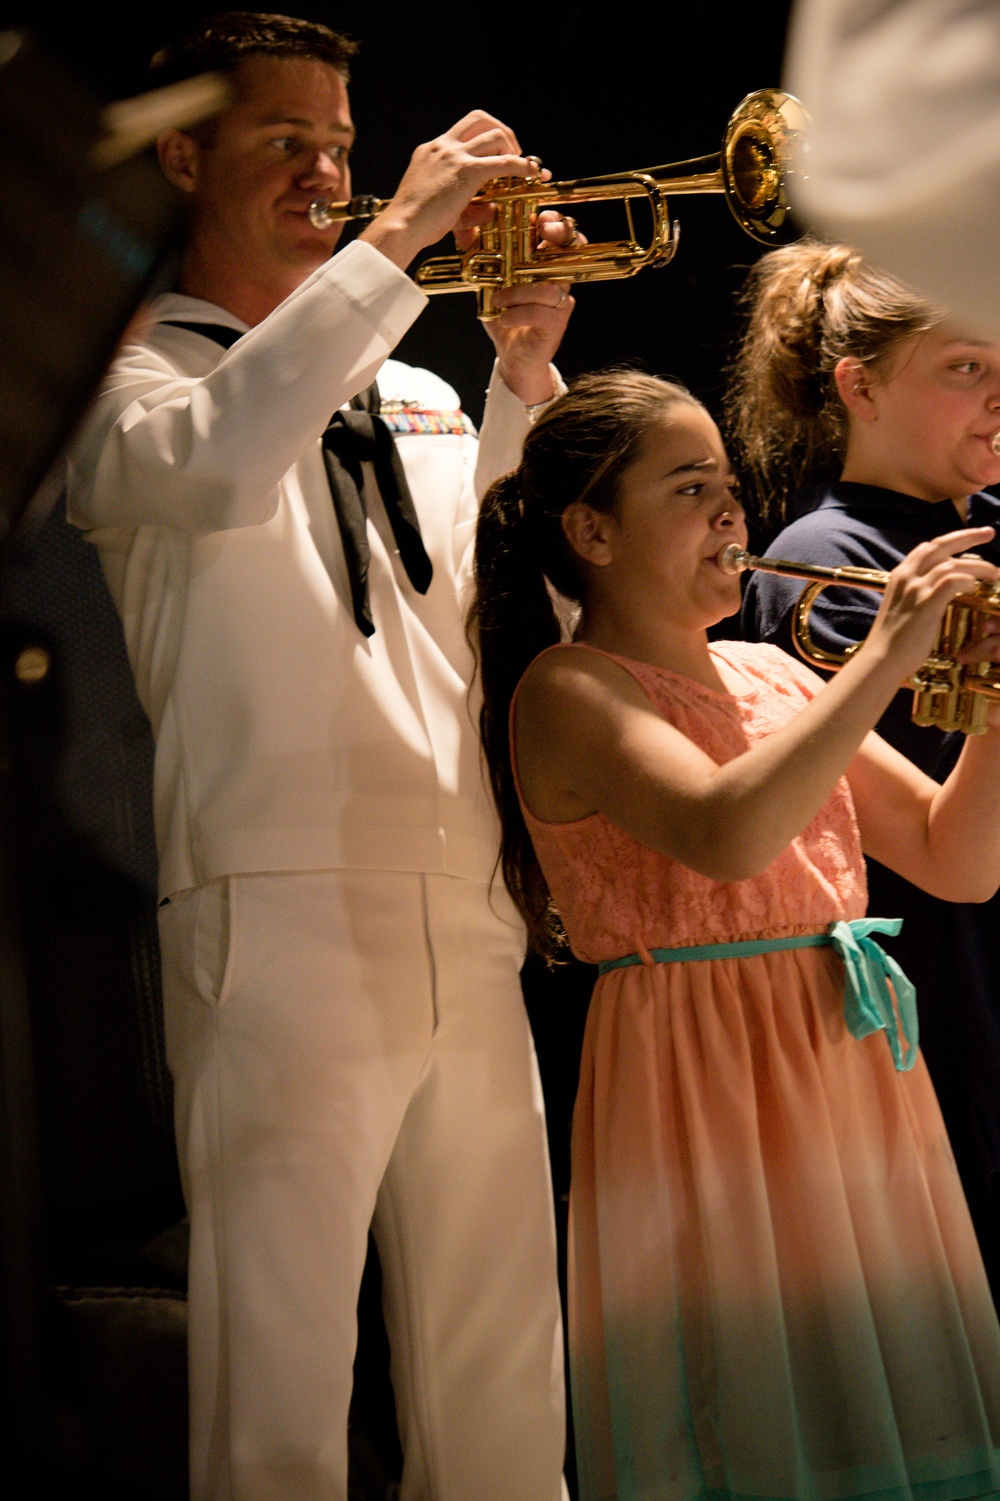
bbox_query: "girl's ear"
[561,502,615,568]
[833,357,879,423]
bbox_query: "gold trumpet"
[719,544,1000,735]
[308,89,807,319]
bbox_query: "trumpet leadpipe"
[718,544,889,591]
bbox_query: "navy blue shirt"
[742,481,1000,1296]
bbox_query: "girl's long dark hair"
[468,370,699,958]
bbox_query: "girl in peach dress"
[469,371,1000,1501]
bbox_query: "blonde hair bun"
[726,239,940,523]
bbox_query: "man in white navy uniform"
[66,13,579,1501]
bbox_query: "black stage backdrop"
[11,2,796,427]
[0,7,795,1496]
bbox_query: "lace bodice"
[515,641,868,964]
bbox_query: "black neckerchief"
[160,320,433,638]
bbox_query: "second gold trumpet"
[308,89,807,319]
[719,544,1000,735]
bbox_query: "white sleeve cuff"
[474,361,565,500]
[308,239,429,349]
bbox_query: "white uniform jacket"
[67,240,535,898]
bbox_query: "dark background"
[7,1,796,426]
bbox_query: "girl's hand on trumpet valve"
[956,616,1000,662]
[954,593,1000,730]
[865,527,1000,680]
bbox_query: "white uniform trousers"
[158,869,567,1501]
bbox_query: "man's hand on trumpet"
[359,110,539,269]
[469,209,585,405]
[359,110,579,405]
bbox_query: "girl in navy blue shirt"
[734,240,1000,1297]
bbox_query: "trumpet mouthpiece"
[308,198,335,230]
[991,430,1000,458]
[308,194,383,230]
[719,544,749,574]
[307,198,339,229]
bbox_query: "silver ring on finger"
[556,286,569,306]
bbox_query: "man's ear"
[561,502,615,568]
[157,129,201,194]
[833,356,879,423]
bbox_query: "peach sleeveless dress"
[515,641,1000,1501]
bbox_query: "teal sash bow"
[827,918,918,1071]
[597,918,918,1072]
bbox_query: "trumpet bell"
[721,89,808,245]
